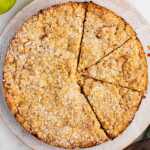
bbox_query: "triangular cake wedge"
[84,38,148,92]
[82,78,142,138]
[78,2,136,71]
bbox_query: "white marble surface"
[0,0,150,149]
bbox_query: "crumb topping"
[3,2,147,149]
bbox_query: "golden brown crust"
[3,1,148,149]
[78,2,136,71]
[84,37,148,93]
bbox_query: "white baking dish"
[0,0,150,149]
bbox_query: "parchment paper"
[0,0,150,149]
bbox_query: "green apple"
[0,0,16,15]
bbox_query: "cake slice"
[78,2,135,71]
[84,38,148,92]
[82,78,142,138]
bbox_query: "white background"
[0,0,150,149]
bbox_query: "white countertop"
[0,0,150,149]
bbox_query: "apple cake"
[3,2,148,149]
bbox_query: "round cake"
[3,2,148,149]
